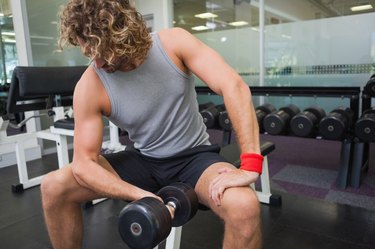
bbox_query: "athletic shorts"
[103,144,228,193]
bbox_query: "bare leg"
[40,156,118,249]
[195,162,262,249]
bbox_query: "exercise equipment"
[198,102,215,112]
[290,106,326,137]
[354,107,375,142]
[118,182,198,249]
[3,66,85,192]
[364,74,375,97]
[200,104,225,129]
[263,104,300,135]
[318,106,354,140]
[256,103,276,133]
[218,110,231,131]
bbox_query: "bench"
[3,66,86,192]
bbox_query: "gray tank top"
[94,33,210,157]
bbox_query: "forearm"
[223,81,261,154]
[72,159,151,201]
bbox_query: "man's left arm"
[172,28,262,204]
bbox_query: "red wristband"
[240,153,264,174]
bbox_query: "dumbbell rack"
[350,90,374,187]
[196,86,362,189]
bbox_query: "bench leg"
[253,155,282,206]
[164,226,182,249]
[12,140,43,192]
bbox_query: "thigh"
[194,162,258,218]
[103,150,161,193]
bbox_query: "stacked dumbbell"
[354,107,375,142]
[263,104,301,135]
[118,182,198,249]
[200,103,226,129]
[290,106,326,137]
[364,74,375,97]
[256,104,276,133]
[318,106,354,140]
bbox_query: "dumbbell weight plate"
[365,74,375,97]
[218,110,231,131]
[355,112,375,142]
[304,106,326,122]
[263,110,288,135]
[319,112,347,140]
[157,182,199,227]
[263,104,300,135]
[290,111,317,137]
[256,104,276,131]
[118,197,172,249]
[331,107,354,127]
[290,106,326,137]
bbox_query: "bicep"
[179,30,242,95]
[72,81,105,163]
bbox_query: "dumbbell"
[318,106,354,140]
[218,109,231,131]
[354,107,375,142]
[290,106,326,137]
[200,104,226,128]
[256,103,276,133]
[118,182,199,249]
[199,102,215,112]
[364,74,375,97]
[263,104,301,135]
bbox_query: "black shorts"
[103,144,228,193]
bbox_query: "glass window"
[25,0,88,67]
[0,0,16,85]
[173,0,375,88]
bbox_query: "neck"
[119,58,143,72]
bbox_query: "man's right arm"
[70,67,156,201]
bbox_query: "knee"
[221,188,261,233]
[40,170,70,208]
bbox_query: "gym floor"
[0,150,374,249]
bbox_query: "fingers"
[209,168,258,207]
[209,168,237,206]
[217,167,234,174]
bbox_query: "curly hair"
[58,0,152,71]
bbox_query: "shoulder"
[157,28,197,49]
[73,65,111,116]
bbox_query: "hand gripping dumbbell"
[364,74,375,97]
[263,104,301,135]
[290,106,326,137]
[118,182,199,249]
[354,107,375,142]
[255,103,276,133]
[200,104,226,129]
[318,106,354,140]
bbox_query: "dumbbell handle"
[165,201,176,219]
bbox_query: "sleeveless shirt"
[93,33,210,158]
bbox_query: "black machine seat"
[6,66,86,115]
[53,118,75,130]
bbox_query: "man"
[41,0,263,248]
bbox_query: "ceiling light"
[350,4,373,11]
[195,12,218,19]
[229,21,249,27]
[1,31,15,36]
[191,25,209,31]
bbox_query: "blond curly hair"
[59,0,152,71]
